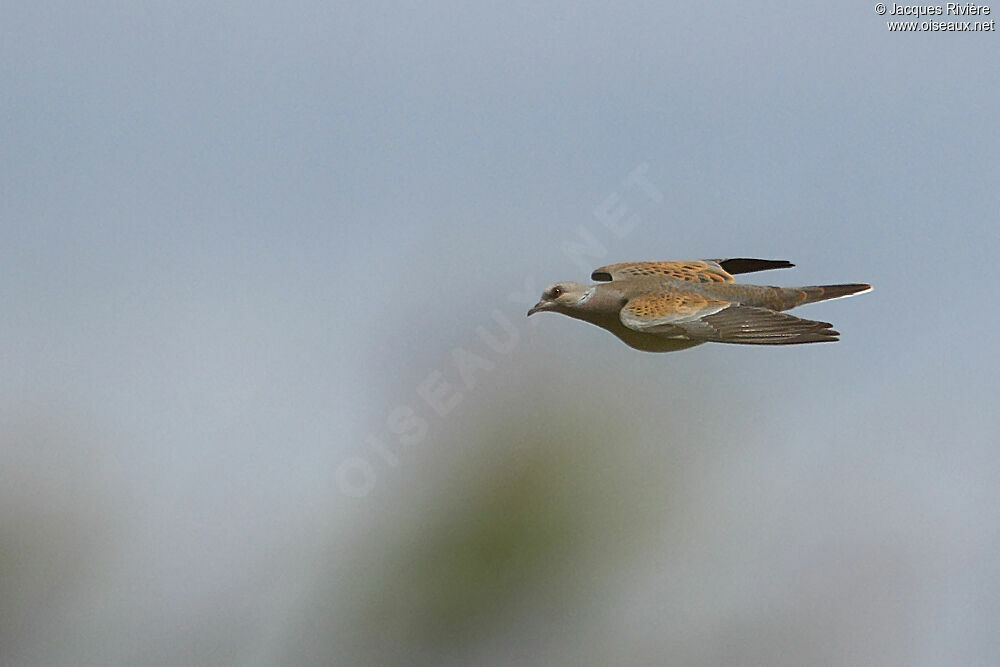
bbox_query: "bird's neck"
[560,286,625,325]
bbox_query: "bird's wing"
[620,292,839,345]
[592,258,793,284]
[619,292,731,330]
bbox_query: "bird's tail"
[793,283,872,307]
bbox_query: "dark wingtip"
[718,258,795,274]
[591,271,612,282]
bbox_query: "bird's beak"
[527,301,546,317]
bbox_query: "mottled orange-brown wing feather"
[592,258,794,284]
[593,260,733,284]
[619,292,730,331]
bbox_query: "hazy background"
[3,2,998,665]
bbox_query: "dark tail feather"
[797,283,872,306]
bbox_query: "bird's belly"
[617,332,703,352]
[570,311,703,353]
[605,322,703,353]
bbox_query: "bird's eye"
[551,286,563,297]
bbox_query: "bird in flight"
[527,258,870,352]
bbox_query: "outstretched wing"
[620,292,839,345]
[592,258,793,284]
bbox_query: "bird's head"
[527,282,591,316]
